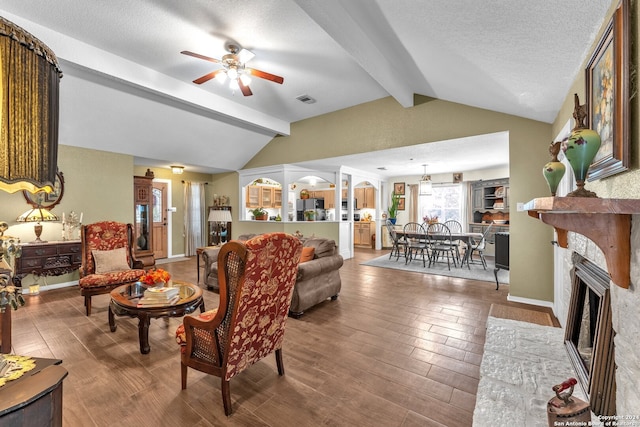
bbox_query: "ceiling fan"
[181,44,284,96]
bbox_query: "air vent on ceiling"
[296,94,316,104]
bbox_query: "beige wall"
[132,165,212,256]
[550,0,640,413]
[0,146,215,286]
[236,96,555,302]
[0,145,134,286]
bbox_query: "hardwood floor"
[9,248,556,426]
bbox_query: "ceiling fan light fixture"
[239,73,251,86]
[227,67,238,80]
[215,72,227,84]
[229,79,239,91]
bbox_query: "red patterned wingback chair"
[175,232,302,416]
[79,221,146,316]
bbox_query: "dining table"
[395,229,483,268]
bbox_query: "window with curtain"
[183,181,206,256]
[418,183,465,224]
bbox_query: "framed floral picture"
[586,0,629,181]
[393,182,405,195]
[397,197,405,211]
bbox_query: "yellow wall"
[132,165,212,256]
[236,96,555,302]
[552,1,639,199]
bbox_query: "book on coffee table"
[137,294,180,307]
[143,286,179,300]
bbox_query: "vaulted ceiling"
[0,1,611,176]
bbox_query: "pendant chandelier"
[419,164,433,195]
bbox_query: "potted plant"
[300,189,310,199]
[250,207,268,220]
[304,209,316,221]
[388,191,401,224]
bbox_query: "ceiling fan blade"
[237,48,255,63]
[246,68,284,84]
[180,50,221,63]
[193,69,224,85]
[238,79,253,96]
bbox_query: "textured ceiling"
[0,1,611,177]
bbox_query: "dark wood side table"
[0,357,68,426]
[13,240,82,287]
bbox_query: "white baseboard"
[23,280,78,294]
[506,293,554,309]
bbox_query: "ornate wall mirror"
[22,171,65,208]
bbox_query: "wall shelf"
[525,197,640,289]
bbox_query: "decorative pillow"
[92,247,130,274]
[303,238,335,258]
[299,246,315,263]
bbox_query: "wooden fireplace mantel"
[525,197,640,289]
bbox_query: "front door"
[152,182,168,259]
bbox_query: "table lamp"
[16,206,59,243]
[208,209,232,245]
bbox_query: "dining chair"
[175,233,302,416]
[403,222,429,267]
[443,219,463,263]
[426,223,458,270]
[464,223,494,270]
[385,220,407,261]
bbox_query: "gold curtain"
[0,16,62,194]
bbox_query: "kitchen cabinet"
[246,186,260,207]
[321,190,336,209]
[468,178,509,257]
[355,187,375,208]
[261,186,273,207]
[274,189,282,207]
[245,185,282,208]
[354,221,375,247]
[470,178,509,214]
[469,178,509,224]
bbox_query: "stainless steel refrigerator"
[296,198,326,221]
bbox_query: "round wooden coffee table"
[109,281,205,354]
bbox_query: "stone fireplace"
[561,221,640,416]
[565,252,615,415]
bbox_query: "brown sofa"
[202,234,343,317]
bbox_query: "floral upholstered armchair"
[175,232,302,416]
[79,221,146,315]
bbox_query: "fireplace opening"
[565,252,615,415]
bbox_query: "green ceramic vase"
[563,128,601,183]
[542,161,566,196]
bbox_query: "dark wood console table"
[0,357,68,426]
[13,240,82,287]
